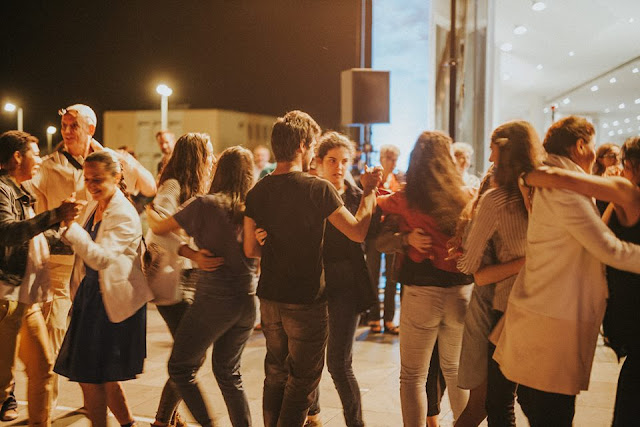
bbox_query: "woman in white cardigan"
[54,150,153,427]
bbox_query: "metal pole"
[17,108,23,131]
[449,0,457,140]
[160,95,168,130]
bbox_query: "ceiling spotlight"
[637,115,640,120]
[633,68,639,74]
[618,130,624,135]
[609,131,615,136]
[610,77,617,83]
[625,118,631,123]
[620,103,626,109]
[568,51,575,57]
[514,25,527,35]
[605,108,611,113]
[635,98,640,104]
[603,123,609,128]
[536,64,543,70]
[532,1,546,11]
[562,98,571,104]
[502,73,511,81]
[590,85,599,92]
[628,128,633,132]
[613,120,620,126]
[630,18,635,23]
[500,43,513,52]
[543,107,549,113]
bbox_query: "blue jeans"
[168,272,256,427]
[260,298,328,427]
[309,261,364,426]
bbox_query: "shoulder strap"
[59,150,84,171]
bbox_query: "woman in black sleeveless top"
[603,136,640,426]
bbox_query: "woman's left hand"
[255,228,267,246]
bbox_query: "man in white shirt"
[26,104,155,408]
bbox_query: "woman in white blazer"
[54,149,153,427]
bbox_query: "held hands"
[58,192,85,227]
[407,228,433,254]
[194,249,224,272]
[255,228,267,246]
[361,166,383,194]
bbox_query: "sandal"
[384,323,400,335]
[368,321,382,333]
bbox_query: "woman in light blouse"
[55,150,153,427]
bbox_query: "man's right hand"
[57,200,83,224]
[361,166,383,193]
[407,228,433,254]
[194,249,224,272]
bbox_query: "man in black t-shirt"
[244,110,381,427]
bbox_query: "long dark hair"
[208,146,254,224]
[405,131,469,235]
[159,133,212,204]
[492,121,543,193]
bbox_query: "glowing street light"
[156,84,173,130]
[3,103,23,131]
[46,126,57,154]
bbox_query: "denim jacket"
[0,170,61,286]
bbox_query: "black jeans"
[309,261,364,426]
[365,245,397,323]
[486,311,516,427]
[155,300,191,423]
[260,298,328,427]
[517,384,575,427]
[612,347,640,426]
[168,272,256,427]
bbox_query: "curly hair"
[270,110,321,162]
[316,131,355,160]
[208,146,255,225]
[405,131,469,235]
[492,121,543,192]
[158,133,212,204]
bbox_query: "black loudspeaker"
[341,68,390,125]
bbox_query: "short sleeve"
[314,179,343,219]
[245,186,258,220]
[173,196,203,237]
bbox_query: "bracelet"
[518,172,531,188]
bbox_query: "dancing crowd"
[0,104,638,427]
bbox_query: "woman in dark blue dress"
[55,150,152,427]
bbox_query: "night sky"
[0,0,361,144]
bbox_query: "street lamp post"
[4,103,23,131]
[156,84,173,130]
[46,126,57,154]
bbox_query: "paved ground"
[6,302,621,426]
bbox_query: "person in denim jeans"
[147,147,258,427]
[303,132,377,426]
[244,111,381,427]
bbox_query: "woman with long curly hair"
[146,146,258,427]
[456,121,543,426]
[146,133,216,427]
[376,131,473,425]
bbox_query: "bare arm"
[524,167,640,224]
[473,257,525,286]
[145,205,181,234]
[243,216,261,258]
[327,166,382,243]
[178,244,224,272]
